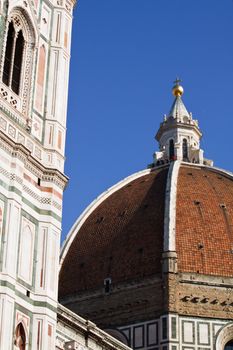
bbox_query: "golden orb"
[172,84,184,97]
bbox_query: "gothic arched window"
[182,138,188,161]
[169,139,175,160]
[3,22,25,95]
[1,11,35,115]
[12,30,24,94]
[3,22,15,86]
[225,341,233,350]
[18,224,34,283]
[14,323,26,350]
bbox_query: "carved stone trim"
[0,129,68,189]
[0,19,9,80]
[0,8,36,117]
[215,323,233,350]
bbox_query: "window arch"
[215,322,233,349]
[18,224,34,283]
[3,25,25,95]
[1,9,36,114]
[3,21,15,86]
[12,29,24,94]
[169,139,175,160]
[182,138,188,161]
[14,322,26,350]
[104,329,129,346]
[225,341,233,350]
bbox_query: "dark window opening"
[2,22,25,95]
[37,178,41,186]
[14,323,26,350]
[225,341,233,350]
[182,138,188,161]
[3,22,15,86]
[169,139,175,160]
[96,216,104,224]
[104,278,111,294]
[162,317,167,339]
[26,290,30,297]
[12,30,24,94]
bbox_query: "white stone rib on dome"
[163,160,180,252]
[163,161,233,254]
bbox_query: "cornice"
[0,129,68,190]
[57,304,131,350]
[156,120,202,141]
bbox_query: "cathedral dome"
[58,84,233,333]
[59,162,233,301]
[59,166,168,298]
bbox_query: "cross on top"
[174,77,182,85]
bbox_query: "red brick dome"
[59,163,233,301]
[59,166,168,299]
[176,165,233,276]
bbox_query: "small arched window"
[3,22,15,86]
[18,224,34,283]
[3,22,25,95]
[14,323,26,350]
[1,11,35,115]
[225,341,233,350]
[182,138,188,161]
[169,139,175,160]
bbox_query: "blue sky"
[62,0,233,241]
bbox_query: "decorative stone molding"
[57,304,131,350]
[0,7,36,118]
[0,128,68,189]
[11,9,36,117]
[0,15,9,82]
[162,251,177,273]
[0,83,20,109]
[215,323,233,350]
[0,108,65,171]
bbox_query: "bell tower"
[0,0,75,348]
[154,79,213,166]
